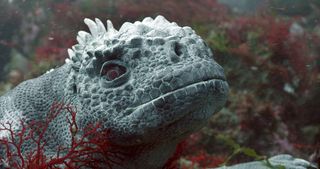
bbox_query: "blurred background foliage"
[0,0,319,168]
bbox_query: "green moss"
[207,31,230,53]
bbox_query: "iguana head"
[65,15,228,146]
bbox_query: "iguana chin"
[0,15,316,169]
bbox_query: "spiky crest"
[66,15,195,68]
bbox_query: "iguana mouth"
[116,78,228,144]
[143,77,227,127]
[136,77,226,110]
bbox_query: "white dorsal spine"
[67,15,192,64]
[67,49,75,59]
[95,18,107,35]
[84,18,99,38]
[107,20,117,35]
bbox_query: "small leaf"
[216,134,240,150]
[242,147,260,158]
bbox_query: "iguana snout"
[113,59,228,145]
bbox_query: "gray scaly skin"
[0,16,316,169]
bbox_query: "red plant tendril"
[0,102,122,169]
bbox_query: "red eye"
[101,63,126,81]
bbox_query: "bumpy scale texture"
[0,16,316,169]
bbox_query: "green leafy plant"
[217,134,286,169]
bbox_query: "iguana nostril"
[174,42,183,56]
[171,42,182,63]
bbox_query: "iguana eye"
[101,63,126,81]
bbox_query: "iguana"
[0,16,316,169]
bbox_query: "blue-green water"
[0,0,319,168]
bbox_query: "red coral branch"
[0,101,115,169]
